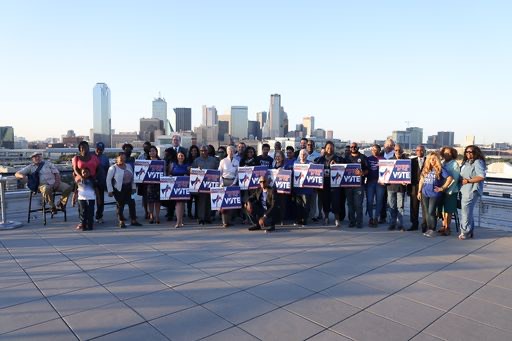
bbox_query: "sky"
[1,0,511,145]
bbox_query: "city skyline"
[1,1,511,144]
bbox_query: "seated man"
[245,176,278,232]
[15,152,72,213]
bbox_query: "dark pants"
[294,193,310,224]
[197,193,211,222]
[114,184,137,222]
[409,184,427,231]
[320,187,341,220]
[246,202,274,227]
[95,184,106,220]
[346,187,364,226]
[421,195,439,231]
[78,199,95,229]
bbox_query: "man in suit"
[171,134,188,156]
[246,176,278,232]
[407,144,427,232]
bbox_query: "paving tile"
[130,254,188,274]
[424,312,512,341]
[321,280,388,309]
[397,282,466,311]
[0,268,31,289]
[0,282,45,309]
[313,260,374,281]
[410,333,444,341]
[308,330,352,340]
[151,305,232,341]
[239,308,324,341]
[150,266,211,287]
[247,278,314,307]
[93,322,168,341]
[63,301,144,340]
[47,285,119,316]
[440,257,506,283]
[331,310,418,341]
[86,262,147,285]
[202,326,259,341]
[103,274,168,300]
[284,293,360,327]
[351,269,417,294]
[367,295,445,330]
[173,276,240,304]
[472,284,512,309]
[282,268,341,292]
[73,253,127,271]
[451,297,512,332]
[24,261,83,281]
[419,271,482,295]
[215,266,277,289]
[190,257,245,276]
[34,272,99,297]
[204,290,276,324]
[253,260,309,278]
[488,267,512,290]
[0,299,59,334]
[0,318,76,341]
[12,249,69,269]
[124,288,196,320]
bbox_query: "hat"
[96,142,105,150]
[31,152,42,158]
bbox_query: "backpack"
[27,162,45,193]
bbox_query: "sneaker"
[95,218,104,224]
[119,221,126,228]
[423,230,435,238]
[335,220,340,227]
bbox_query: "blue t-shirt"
[422,168,449,198]
[366,155,380,183]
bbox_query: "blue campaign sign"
[238,166,268,190]
[268,169,292,194]
[210,186,242,210]
[198,169,221,193]
[340,163,362,187]
[134,160,165,184]
[160,176,190,201]
[301,164,324,189]
[330,164,346,188]
[383,159,411,184]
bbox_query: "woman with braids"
[459,145,486,240]
[417,152,453,238]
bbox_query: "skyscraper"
[256,111,267,130]
[229,106,248,139]
[406,127,423,147]
[202,106,218,126]
[152,96,168,133]
[0,126,14,149]
[269,94,281,138]
[303,116,315,137]
[173,108,192,132]
[93,83,111,147]
[436,131,454,147]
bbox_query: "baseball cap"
[31,152,42,158]
[96,142,105,150]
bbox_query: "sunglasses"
[465,150,474,154]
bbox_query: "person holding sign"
[293,149,313,226]
[345,143,369,228]
[246,176,277,232]
[316,141,344,227]
[366,144,384,227]
[438,146,460,236]
[218,146,239,227]
[169,151,190,228]
[417,152,453,238]
[191,145,219,225]
[387,144,408,231]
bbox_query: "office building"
[229,106,248,139]
[437,131,455,147]
[269,94,281,138]
[303,116,315,137]
[0,126,15,149]
[406,127,423,147]
[173,108,192,132]
[152,96,168,133]
[202,106,218,126]
[139,118,164,142]
[93,83,111,147]
[326,130,333,140]
[256,111,267,130]
[248,120,260,140]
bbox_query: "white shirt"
[218,156,239,180]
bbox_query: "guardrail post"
[0,176,23,230]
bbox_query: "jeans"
[387,190,405,227]
[460,191,479,235]
[421,195,439,231]
[113,184,137,222]
[366,182,385,220]
[346,187,364,226]
[78,199,95,228]
[95,184,106,220]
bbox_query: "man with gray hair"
[192,145,220,225]
[171,134,187,156]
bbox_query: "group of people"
[15,136,486,240]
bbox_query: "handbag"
[27,162,45,193]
